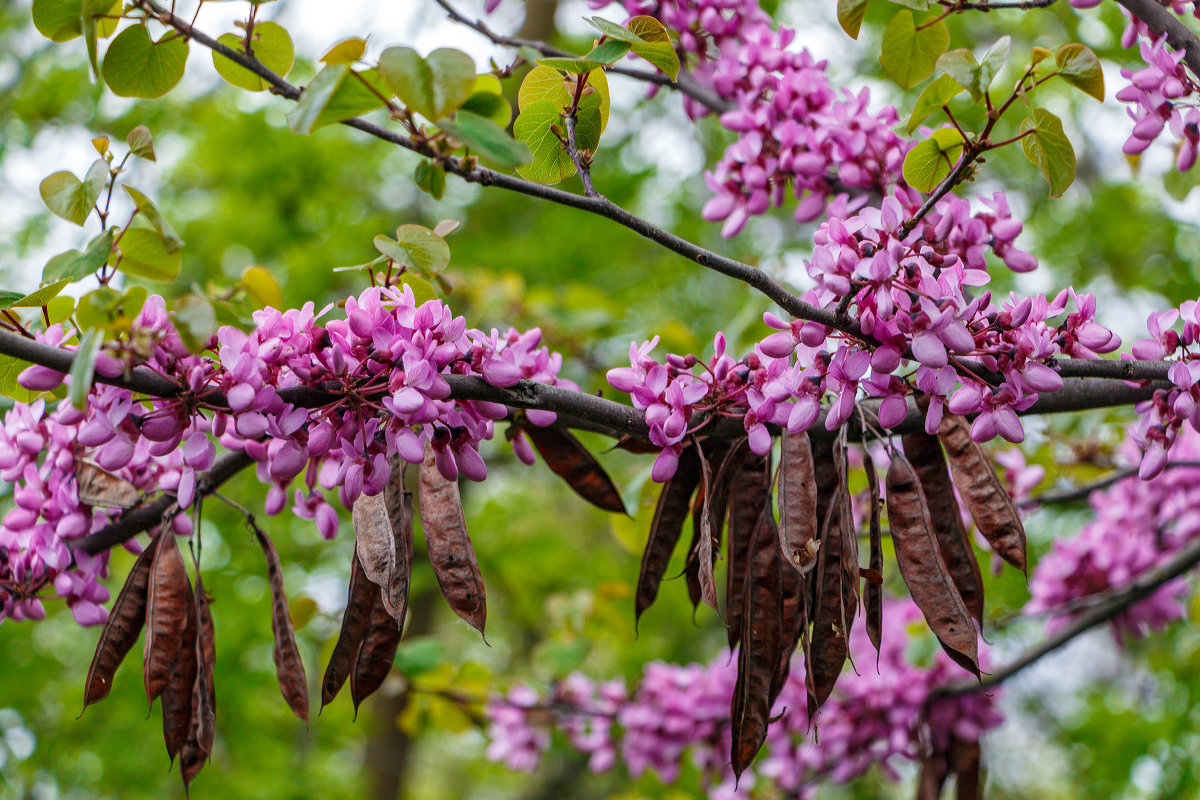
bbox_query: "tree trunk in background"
[363,585,438,800]
[519,0,559,43]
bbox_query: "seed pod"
[522,424,626,513]
[159,571,197,762]
[635,443,702,623]
[886,453,980,678]
[862,447,884,656]
[84,536,157,708]
[806,436,849,715]
[420,443,487,636]
[321,551,374,709]
[350,591,402,714]
[778,432,819,574]
[725,451,769,650]
[902,431,985,625]
[144,533,190,706]
[939,413,1027,572]
[730,511,782,779]
[254,526,309,723]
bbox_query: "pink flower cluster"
[584,0,906,235]
[1028,426,1200,639]
[1116,35,1200,171]
[0,288,575,624]
[1126,300,1200,478]
[484,599,1002,797]
[608,189,1119,481]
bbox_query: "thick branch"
[1113,0,1200,79]
[71,449,253,555]
[932,532,1200,699]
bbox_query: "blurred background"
[1,0,1199,797]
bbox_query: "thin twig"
[563,114,600,198]
[1022,460,1200,507]
[931,532,1200,698]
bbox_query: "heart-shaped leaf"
[880,10,949,89]
[1020,107,1075,197]
[213,21,295,92]
[102,25,189,99]
[1055,43,1104,102]
[903,127,965,192]
[40,159,106,225]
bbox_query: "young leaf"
[936,49,981,99]
[518,65,571,110]
[903,127,965,192]
[879,10,949,89]
[213,22,295,92]
[436,111,532,169]
[102,26,189,99]
[173,293,217,354]
[1055,43,1104,102]
[126,126,156,161]
[287,64,350,135]
[938,414,1027,571]
[84,539,157,708]
[635,444,702,623]
[7,278,71,309]
[585,39,633,65]
[626,16,679,80]
[1020,107,1075,197]
[115,228,182,282]
[68,328,103,410]
[419,444,487,636]
[254,526,310,722]
[978,36,1011,94]
[586,16,646,43]
[144,533,191,706]
[536,57,611,74]
[425,49,477,119]
[39,159,106,226]
[321,551,374,709]
[42,228,114,283]
[886,453,980,678]
[837,0,870,39]
[379,47,475,120]
[461,74,511,127]
[908,73,965,134]
[123,186,183,252]
[321,36,366,65]
[522,424,625,513]
[239,265,283,310]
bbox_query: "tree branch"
[1113,0,1200,79]
[931,532,1200,699]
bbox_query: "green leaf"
[519,65,571,110]
[0,291,24,309]
[43,229,113,283]
[1055,43,1104,102]
[414,160,446,200]
[373,225,451,277]
[1030,46,1053,66]
[102,25,189,99]
[888,0,935,9]
[837,0,870,39]
[46,296,75,325]
[585,16,646,44]
[239,265,283,309]
[39,160,106,225]
[321,36,366,65]
[32,0,119,42]
[537,57,611,74]
[907,73,965,134]
[460,75,511,127]
[122,186,183,253]
[902,127,965,192]
[115,228,182,282]
[514,98,574,184]
[378,47,475,120]
[1163,159,1200,200]
[74,287,118,331]
[172,294,217,354]
[287,64,349,134]
[1020,107,1076,197]
[437,110,532,169]
[68,328,102,410]
[936,48,980,99]
[401,275,439,307]
[213,22,295,92]
[125,125,156,161]
[307,68,389,131]
[0,355,39,403]
[880,10,949,90]
[585,39,633,65]
[627,16,679,81]
[978,36,1011,93]
[9,278,73,309]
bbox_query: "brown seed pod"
[84,536,157,708]
[254,526,309,723]
[420,444,486,636]
[321,551,375,709]
[635,443,702,623]
[522,424,626,513]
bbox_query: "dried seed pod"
[863,447,884,655]
[886,453,980,678]
[778,432,819,574]
[350,591,402,714]
[806,436,849,715]
[902,431,985,625]
[635,443,702,623]
[321,552,374,709]
[725,451,769,649]
[84,536,157,708]
[420,444,486,636]
[160,572,197,762]
[254,527,309,723]
[144,533,190,706]
[523,424,625,513]
[939,413,1027,572]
